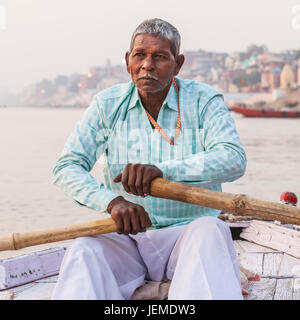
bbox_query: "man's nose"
[141,55,154,70]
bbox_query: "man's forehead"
[131,34,172,52]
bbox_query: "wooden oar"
[0,177,300,251]
[150,178,300,224]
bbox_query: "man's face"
[125,34,184,94]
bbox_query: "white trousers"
[51,216,243,300]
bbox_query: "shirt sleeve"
[156,96,247,186]
[52,96,120,213]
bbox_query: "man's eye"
[155,54,167,59]
[134,53,144,57]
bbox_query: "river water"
[0,107,299,258]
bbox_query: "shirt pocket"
[107,121,129,166]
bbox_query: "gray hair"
[130,18,181,58]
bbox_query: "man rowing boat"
[51,18,247,300]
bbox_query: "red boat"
[231,106,300,118]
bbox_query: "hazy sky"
[1,0,300,93]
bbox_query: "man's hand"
[113,164,163,197]
[107,196,152,235]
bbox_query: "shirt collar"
[164,82,178,111]
[127,81,179,112]
[127,84,140,111]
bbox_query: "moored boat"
[231,106,300,118]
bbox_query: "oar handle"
[0,218,117,251]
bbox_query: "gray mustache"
[138,73,159,81]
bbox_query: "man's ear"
[125,52,130,74]
[174,54,185,75]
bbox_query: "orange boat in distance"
[231,106,300,118]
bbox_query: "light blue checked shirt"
[53,77,246,229]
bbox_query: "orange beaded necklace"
[145,78,181,145]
